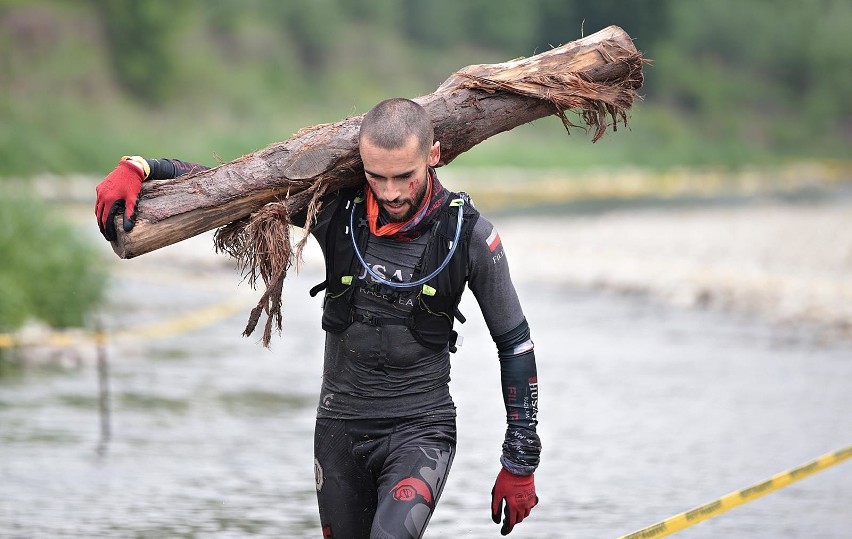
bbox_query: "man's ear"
[428,141,441,167]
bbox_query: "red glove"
[95,158,147,241]
[491,468,538,535]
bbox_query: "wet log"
[109,25,645,259]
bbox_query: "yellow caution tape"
[0,296,248,349]
[618,445,852,539]
[109,296,247,342]
[0,334,15,348]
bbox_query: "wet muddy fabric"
[314,416,456,539]
[298,190,527,420]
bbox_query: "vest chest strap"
[349,307,410,327]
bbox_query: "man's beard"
[379,173,429,223]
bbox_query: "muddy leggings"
[314,415,456,539]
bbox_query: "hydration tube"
[349,196,464,289]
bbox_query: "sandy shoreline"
[496,199,852,340]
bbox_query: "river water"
[1,200,851,538]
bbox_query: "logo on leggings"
[314,458,324,492]
[391,477,433,505]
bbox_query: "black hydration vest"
[310,188,480,351]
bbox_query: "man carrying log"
[95,98,541,537]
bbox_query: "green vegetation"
[0,195,107,333]
[1,0,849,177]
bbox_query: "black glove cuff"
[501,426,541,475]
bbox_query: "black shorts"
[314,415,456,539]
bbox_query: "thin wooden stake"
[95,322,111,454]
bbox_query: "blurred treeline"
[2,0,850,177]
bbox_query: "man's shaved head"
[359,98,434,158]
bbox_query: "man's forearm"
[494,318,541,475]
[145,158,210,180]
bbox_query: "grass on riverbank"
[0,194,107,335]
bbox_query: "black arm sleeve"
[494,318,541,475]
[467,216,542,475]
[145,158,210,180]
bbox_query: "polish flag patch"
[485,227,501,252]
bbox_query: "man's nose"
[383,180,403,201]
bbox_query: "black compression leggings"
[314,416,456,539]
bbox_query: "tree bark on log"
[109,25,645,260]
